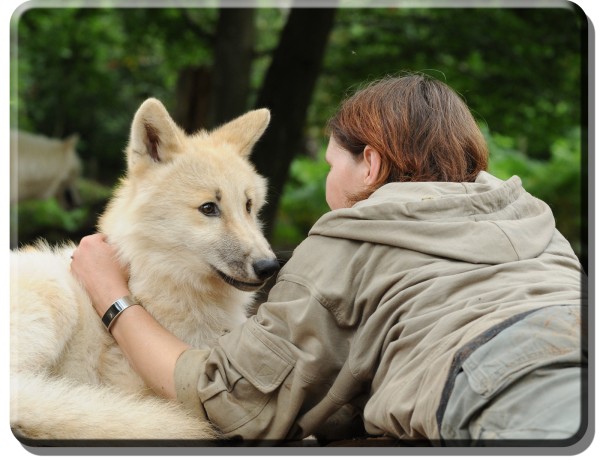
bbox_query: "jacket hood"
[309,172,555,265]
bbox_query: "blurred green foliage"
[11,179,113,247]
[486,126,583,257]
[272,147,330,248]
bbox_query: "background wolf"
[10,98,279,441]
[10,130,82,209]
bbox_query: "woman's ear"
[362,145,382,186]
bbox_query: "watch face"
[102,305,120,329]
[102,296,136,330]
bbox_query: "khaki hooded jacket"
[175,171,585,442]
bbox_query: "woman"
[71,73,586,444]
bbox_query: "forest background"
[10,1,588,271]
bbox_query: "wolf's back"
[10,243,218,442]
[11,371,218,441]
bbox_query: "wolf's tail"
[10,371,219,442]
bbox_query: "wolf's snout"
[252,259,280,280]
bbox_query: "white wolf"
[10,99,279,442]
[11,130,82,209]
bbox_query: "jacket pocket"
[199,319,296,435]
[227,317,295,394]
[461,306,581,398]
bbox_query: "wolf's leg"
[11,372,219,441]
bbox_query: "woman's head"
[325,73,489,209]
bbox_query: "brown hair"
[327,73,488,201]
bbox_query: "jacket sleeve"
[174,276,353,441]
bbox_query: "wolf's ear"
[127,98,184,170]
[210,108,270,157]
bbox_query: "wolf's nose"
[253,259,280,280]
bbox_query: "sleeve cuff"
[174,348,211,420]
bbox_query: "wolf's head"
[100,98,279,296]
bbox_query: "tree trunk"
[174,66,213,133]
[208,8,255,128]
[174,8,255,132]
[252,7,337,239]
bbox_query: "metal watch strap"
[102,295,139,332]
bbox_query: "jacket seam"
[277,273,350,330]
[277,273,335,308]
[489,221,520,260]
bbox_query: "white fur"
[10,99,275,441]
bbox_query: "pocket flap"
[218,318,295,394]
[462,306,581,397]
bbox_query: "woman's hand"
[71,233,191,400]
[71,233,131,316]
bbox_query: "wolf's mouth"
[214,268,264,292]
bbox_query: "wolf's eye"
[246,199,252,214]
[199,202,220,217]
